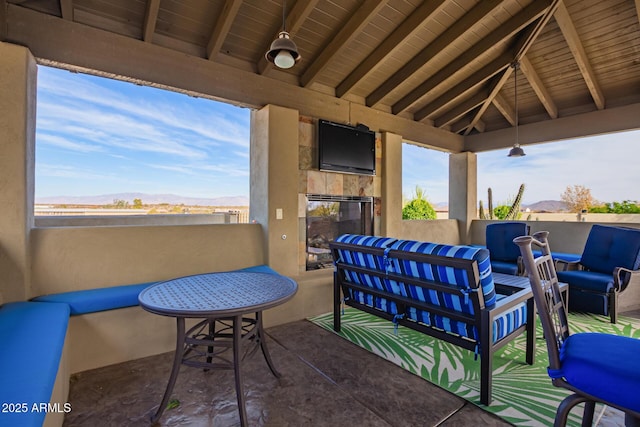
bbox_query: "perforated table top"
[139,272,298,317]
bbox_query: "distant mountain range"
[35,193,250,206]
[522,200,569,212]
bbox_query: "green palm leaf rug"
[310,308,640,426]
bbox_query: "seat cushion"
[0,301,70,427]
[549,332,640,412]
[407,300,527,343]
[556,270,614,293]
[580,225,640,274]
[486,222,529,262]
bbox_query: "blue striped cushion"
[388,240,497,308]
[334,234,401,296]
[408,300,527,342]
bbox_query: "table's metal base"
[150,312,278,426]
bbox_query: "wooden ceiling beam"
[206,0,243,60]
[434,89,489,128]
[367,0,502,108]
[636,0,640,26]
[554,1,605,109]
[391,0,552,115]
[142,0,160,43]
[60,0,73,20]
[258,0,318,75]
[463,0,560,135]
[335,0,445,98]
[414,51,513,122]
[301,0,388,88]
[492,92,515,126]
[519,56,557,119]
[0,0,7,41]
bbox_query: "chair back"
[581,224,640,274]
[514,231,569,373]
[486,222,530,262]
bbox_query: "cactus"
[504,184,525,220]
[478,184,525,220]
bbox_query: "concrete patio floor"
[62,319,625,426]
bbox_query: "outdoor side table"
[138,271,298,426]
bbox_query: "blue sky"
[37,65,639,205]
[403,130,640,206]
[36,66,250,199]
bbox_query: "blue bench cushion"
[0,301,70,427]
[549,332,640,412]
[32,282,157,315]
[580,225,640,274]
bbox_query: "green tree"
[133,198,143,209]
[589,200,640,213]
[402,186,436,220]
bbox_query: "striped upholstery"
[333,234,527,343]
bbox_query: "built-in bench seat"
[0,301,70,427]
[0,264,280,426]
[330,234,535,406]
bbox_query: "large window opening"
[402,142,449,219]
[35,66,250,223]
[477,131,640,222]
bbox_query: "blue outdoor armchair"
[556,224,640,323]
[485,222,530,275]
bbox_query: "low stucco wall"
[30,223,265,295]
[398,219,461,244]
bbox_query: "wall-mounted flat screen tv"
[318,119,376,175]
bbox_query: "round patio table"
[138,271,298,426]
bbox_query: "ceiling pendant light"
[508,61,526,157]
[265,1,300,69]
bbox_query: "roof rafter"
[415,50,513,122]
[301,0,388,88]
[257,0,318,75]
[492,92,515,126]
[435,89,489,128]
[367,0,503,108]
[463,0,560,135]
[60,0,72,20]
[391,0,552,115]
[335,0,446,98]
[520,56,557,119]
[554,1,605,109]
[206,0,243,60]
[142,0,159,42]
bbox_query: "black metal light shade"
[508,144,526,157]
[265,31,300,69]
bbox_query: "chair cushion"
[556,270,614,293]
[549,332,640,412]
[32,282,157,315]
[490,260,519,276]
[580,225,640,274]
[408,300,527,342]
[388,239,497,307]
[486,222,529,262]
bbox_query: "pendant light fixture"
[508,61,526,157]
[265,1,301,69]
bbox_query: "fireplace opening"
[306,194,373,270]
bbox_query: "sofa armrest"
[614,267,640,292]
[555,259,581,272]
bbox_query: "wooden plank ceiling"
[3,0,640,150]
